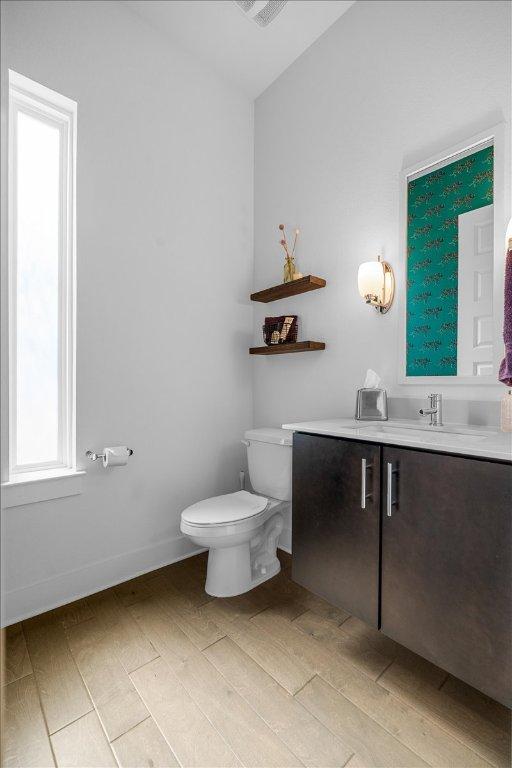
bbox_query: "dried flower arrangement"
[279,224,303,283]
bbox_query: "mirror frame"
[397,123,507,387]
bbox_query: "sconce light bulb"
[358,258,395,314]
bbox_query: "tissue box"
[355,388,388,421]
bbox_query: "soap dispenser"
[501,390,512,432]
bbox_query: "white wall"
[0,0,254,624]
[253,0,511,428]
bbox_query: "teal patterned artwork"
[406,144,493,376]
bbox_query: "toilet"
[180,427,293,597]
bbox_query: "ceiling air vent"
[234,1,288,28]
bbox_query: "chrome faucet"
[419,393,443,426]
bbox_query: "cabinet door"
[292,433,381,627]
[382,446,512,706]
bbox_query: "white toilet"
[180,428,293,597]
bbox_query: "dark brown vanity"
[291,432,512,707]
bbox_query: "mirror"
[404,139,496,380]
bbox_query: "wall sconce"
[357,256,395,314]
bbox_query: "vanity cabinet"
[291,432,512,706]
[381,445,511,707]
[292,433,381,627]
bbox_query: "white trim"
[1,527,292,625]
[397,124,507,389]
[1,534,206,627]
[7,70,77,477]
[1,469,85,508]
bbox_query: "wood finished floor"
[1,551,510,768]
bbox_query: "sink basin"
[282,417,509,461]
[357,424,490,443]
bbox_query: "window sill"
[1,469,85,508]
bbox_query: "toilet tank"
[244,428,293,501]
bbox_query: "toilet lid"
[181,490,269,526]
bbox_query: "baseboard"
[1,534,205,627]
[278,525,292,554]
[4,526,292,626]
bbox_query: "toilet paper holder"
[86,448,134,461]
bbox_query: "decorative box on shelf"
[263,315,298,346]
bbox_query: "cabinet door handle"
[361,458,373,509]
[387,462,398,517]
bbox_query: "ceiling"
[123,0,355,99]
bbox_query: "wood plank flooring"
[1,551,510,768]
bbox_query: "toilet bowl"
[180,428,293,597]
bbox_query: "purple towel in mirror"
[499,244,512,386]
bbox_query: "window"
[8,71,77,480]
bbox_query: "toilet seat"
[180,491,282,540]
[181,490,269,527]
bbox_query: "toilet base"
[205,547,281,597]
[205,512,284,598]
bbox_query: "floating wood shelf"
[250,341,325,355]
[250,275,326,303]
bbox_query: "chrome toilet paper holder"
[86,448,134,461]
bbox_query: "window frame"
[8,70,77,479]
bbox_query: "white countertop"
[282,418,512,462]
